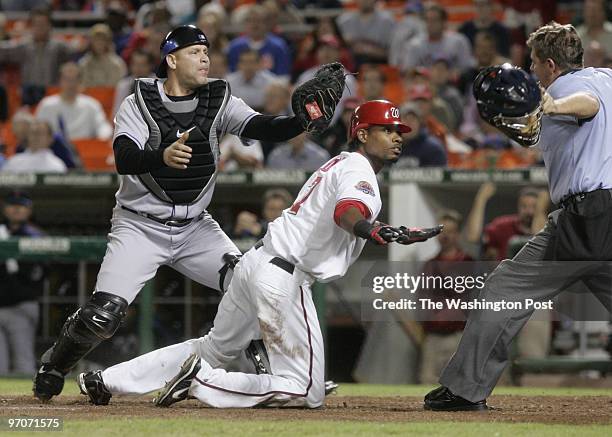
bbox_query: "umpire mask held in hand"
[474,63,543,147]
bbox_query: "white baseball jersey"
[264,151,382,282]
[112,78,259,218]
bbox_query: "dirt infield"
[1,394,610,425]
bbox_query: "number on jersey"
[288,156,344,215]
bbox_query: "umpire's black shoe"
[33,365,65,402]
[78,370,112,405]
[154,353,201,408]
[424,386,488,411]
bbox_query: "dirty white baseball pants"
[102,243,325,408]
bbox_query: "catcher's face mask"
[491,104,543,147]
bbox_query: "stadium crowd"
[0,0,608,173]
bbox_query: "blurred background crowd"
[0,0,609,173]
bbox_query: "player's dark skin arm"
[337,206,373,236]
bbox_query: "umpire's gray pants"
[440,209,612,402]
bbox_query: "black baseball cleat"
[154,353,201,408]
[78,370,112,405]
[33,365,65,402]
[424,386,488,411]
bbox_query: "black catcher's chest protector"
[134,79,229,204]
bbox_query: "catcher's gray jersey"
[113,78,258,218]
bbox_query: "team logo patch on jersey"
[355,181,375,196]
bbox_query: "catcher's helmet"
[473,63,542,147]
[350,100,411,139]
[156,25,209,78]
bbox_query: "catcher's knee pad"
[42,292,128,373]
[218,252,242,293]
[79,292,128,340]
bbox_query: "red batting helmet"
[349,100,411,139]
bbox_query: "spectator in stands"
[458,31,507,96]
[336,0,395,66]
[466,184,545,260]
[9,110,33,152]
[464,183,552,362]
[2,119,67,173]
[501,0,556,69]
[227,4,291,77]
[232,188,293,239]
[389,1,426,67]
[11,109,78,169]
[396,102,447,168]
[106,2,133,56]
[267,132,330,171]
[576,0,612,61]
[197,4,229,54]
[113,48,156,117]
[429,56,464,131]
[0,7,77,105]
[419,210,472,384]
[122,22,171,66]
[0,190,45,376]
[227,49,277,112]
[458,0,510,57]
[295,35,357,107]
[36,62,112,141]
[218,135,264,172]
[313,96,363,158]
[260,79,292,160]
[360,65,386,101]
[395,2,475,76]
[208,50,229,79]
[583,40,609,68]
[79,24,128,88]
[293,16,354,81]
[405,83,455,133]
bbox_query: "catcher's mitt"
[292,62,346,134]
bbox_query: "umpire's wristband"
[353,219,374,240]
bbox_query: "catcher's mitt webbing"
[292,62,346,134]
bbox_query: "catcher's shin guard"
[33,292,127,400]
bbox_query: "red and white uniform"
[101,151,381,408]
[265,151,382,282]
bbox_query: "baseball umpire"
[425,22,611,411]
[76,100,442,408]
[33,25,345,401]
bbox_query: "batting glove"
[396,225,444,245]
[354,220,402,245]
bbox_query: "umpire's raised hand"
[163,130,192,169]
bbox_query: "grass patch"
[5,418,611,437]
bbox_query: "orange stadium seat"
[72,138,115,172]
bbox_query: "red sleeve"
[334,199,371,226]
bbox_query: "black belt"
[254,240,295,275]
[120,205,203,227]
[558,189,612,209]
